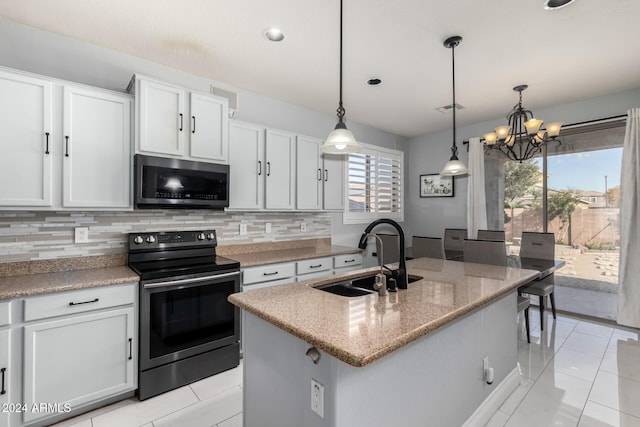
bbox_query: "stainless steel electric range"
[127,230,240,400]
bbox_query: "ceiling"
[1,0,639,139]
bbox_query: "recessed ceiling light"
[367,78,382,86]
[263,28,285,42]
[543,0,576,10]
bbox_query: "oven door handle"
[143,271,240,289]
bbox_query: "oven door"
[139,270,240,371]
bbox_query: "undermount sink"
[314,273,424,297]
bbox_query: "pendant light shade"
[321,0,362,155]
[440,35,468,177]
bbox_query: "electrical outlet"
[300,222,307,232]
[239,223,248,235]
[311,379,324,418]
[74,227,89,243]
[265,222,272,234]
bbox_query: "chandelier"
[483,85,562,162]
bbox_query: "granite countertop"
[229,257,540,367]
[0,266,139,300]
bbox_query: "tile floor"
[52,312,639,427]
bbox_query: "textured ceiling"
[1,0,639,138]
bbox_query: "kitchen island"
[229,257,542,427]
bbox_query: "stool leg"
[524,307,530,343]
[539,295,545,331]
[550,292,557,319]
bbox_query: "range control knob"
[146,235,156,244]
[133,236,144,244]
[206,232,215,240]
[197,233,206,241]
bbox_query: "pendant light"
[440,35,469,176]
[321,0,362,154]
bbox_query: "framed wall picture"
[420,174,454,197]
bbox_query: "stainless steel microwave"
[134,154,229,209]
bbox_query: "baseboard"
[462,367,520,427]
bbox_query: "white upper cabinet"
[0,67,133,211]
[63,86,131,209]
[228,121,265,210]
[296,135,323,210]
[296,135,345,211]
[133,75,229,163]
[137,78,186,156]
[322,152,345,210]
[189,92,229,161]
[228,123,295,211]
[265,129,296,210]
[0,69,53,207]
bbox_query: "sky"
[539,147,623,193]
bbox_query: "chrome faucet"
[357,219,408,290]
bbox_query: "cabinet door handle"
[257,161,262,176]
[1,367,6,395]
[324,169,328,182]
[317,168,322,181]
[45,132,50,155]
[65,136,70,157]
[310,264,323,269]
[192,116,196,134]
[68,297,99,306]
[179,113,183,131]
[266,162,271,177]
[263,271,279,276]
[128,338,133,360]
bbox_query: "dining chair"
[518,231,556,330]
[517,295,531,343]
[412,236,444,259]
[463,239,530,342]
[462,239,507,266]
[375,233,400,265]
[443,228,467,260]
[477,229,506,241]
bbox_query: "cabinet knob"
[133,236,144,244]
[206,232,215,240]
[146,235,156,244]
[197,233,206,240]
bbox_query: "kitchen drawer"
[333,253,363,269]
[24,282,136,322]
[0,300,10,326]
[296,257,332,275]
[297,270,333,281]
[242,262,296,285]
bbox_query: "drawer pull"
[343,259,356,263]
[69,298,99,306]
[263,271,279,276]
[128,338,133,360]
[309,264,323,268]
[1,367,6,395]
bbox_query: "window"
[343,143,404,224]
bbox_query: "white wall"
[0,17,406,250]
[405,87,640,240]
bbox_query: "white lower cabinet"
[0,328,10,427]
[21,284,136,425]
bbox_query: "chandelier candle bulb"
[483,132,497,145]
[524,119,543,135]
[546,122,563,137]
[495,126,510,140]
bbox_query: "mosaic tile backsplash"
[0,210,331,263]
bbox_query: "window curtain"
[618,108,640,328]
[466,137,487,239]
